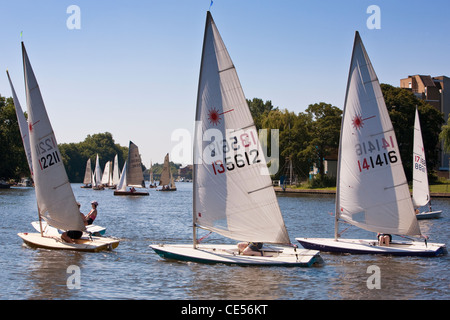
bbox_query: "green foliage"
[59,132,129,182]
[0,95,29,180]
[381,84,444,181]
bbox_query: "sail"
[126,141,145,187]
[94,154,102,186]
[412,108,430,207]
[83,158,92,185]
[7,70,33,174]
[112,154,120,186]
[159,153,171,186]
[336,32,420,236]
[101,161,111,185]
[22,42,85,231]
[193,12,290,244]
[117,161,127,191]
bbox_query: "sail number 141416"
[355,135,398,172]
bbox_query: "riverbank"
[274,186,450,198]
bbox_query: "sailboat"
[150,12,321,266]
[296,32,446,256]
[148,161,156,188]
[16,42,119,252]
[157,153,176,191]
[412,108,442,219]
[92,154,104,190]
[111,154,120,189]
[113,141,149,195]
[81,158,92,188]
[101,160,113,188]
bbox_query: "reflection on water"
[0,184,448,300]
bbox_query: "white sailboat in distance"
[16,42,119,252]
[150,11,322,266]
[412,107,442,219]
[296,32,446,256]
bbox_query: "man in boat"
[237,242,264,256]
[377,233,392,246]
[61,202,88,243]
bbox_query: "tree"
[247,98,278,130]
[0,95,29,180]
[301,103,342,178]
[381,84,444,181]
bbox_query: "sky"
[1,0,449,166]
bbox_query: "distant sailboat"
[148,161,156,188]
[157,153,176,191]
[114,141,149,196]
[81,158,92,188]
[111,154,120,189]
[412,108,442,219]
[92,154,104,190]
[101,160,113,188]
[150,12,321,266]
[296,32,446,256]
[16,42,119,251]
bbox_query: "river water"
[0,183,448,301]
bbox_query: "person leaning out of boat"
[85,201,98,225]
[237,242,263,256]
[61,202,88,243]
[377,233,392,246]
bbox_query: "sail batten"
[193,12,290,244]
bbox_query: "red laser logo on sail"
[352,114,375,130]
[207,108,234,126]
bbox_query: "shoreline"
[274,186,450,198]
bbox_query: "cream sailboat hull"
[150,244,322,267]
[296,238,446,257]
[18,232,119,252]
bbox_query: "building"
[400,75,450,173]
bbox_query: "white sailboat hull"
[18,232,119,252]
[296,237,447,257]
[150,243,322,267]
[31,221,106,236]
[416,210,442,220]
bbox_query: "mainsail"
[22,42,85,231]
[83,158,92,185]
[193,12,290,244]
[112,154,120,186]
[159,153,171,186]
[6,70,33,174]
[412,108,430,208]
[126,141,145,188]
[336,32,421,236]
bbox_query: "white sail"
[412,108,430,207]
[126,141,145,187]
[7,70,33,174]
[112,154,120,186]
[116,161,127,191]
[22,42,85,231]
[101,161,111,185]
[83,158,92,185]
[159,153,171,186]
[336,32,421,236]
[94,154,102,186]
[193,12,290,244]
